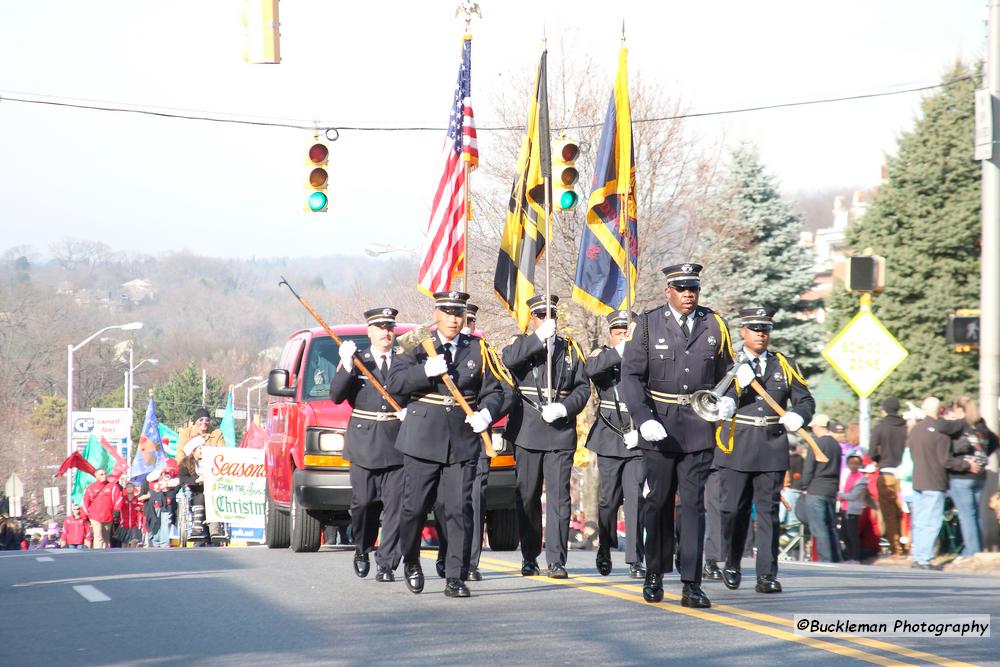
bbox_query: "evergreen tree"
[698,145,822,374]
[149,362,225,433]
[826,64,981,402]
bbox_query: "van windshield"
[302,335,371,401]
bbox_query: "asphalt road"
[1,546,996,666]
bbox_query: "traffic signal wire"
[0,75,973,134]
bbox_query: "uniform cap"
[606,310,637,329]
[433,290,469,312]
[526,294,559,315]
[739,307,776,331]
[364,307,398,327]
[661,263,702,288]
[465,303,479,318]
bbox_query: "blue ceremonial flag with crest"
[571,47,637,316]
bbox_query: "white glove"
[780,412,804,432]
[614,340,627,356]
[395,409,407,422]
[639,419,667,442]
[735,362,755,388]
[465,408,492,433]
[717,396,737,421]
[339,340,357,370]
[541,402,568,423]
[460,326,472,335]
[423,355,449,377]
[534,318,556,342]
[624,430,639,449]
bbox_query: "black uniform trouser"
[718,468,783,578]
[399,454,476,580]
[515,446,573,566]
[597,454,646,564]
[436,455,489,568]
[642,448,713,582]
[349,463,404,570]
[704,468,723,562]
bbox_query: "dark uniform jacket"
[502,333,590,451]
[387,333,507,464]
[584,345,641,459]
[713,351,815,472]
[329,348,406,470]
[619,305,734,453]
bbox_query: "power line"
[0,76,974,133]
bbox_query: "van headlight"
[319,432,345,453]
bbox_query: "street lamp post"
[231,376,263,433]
[127,357,159,410]
[65,322,142,513]
[247,380,268,428]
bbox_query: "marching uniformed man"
[387,291,508,598]
[502,294,590,579]
[585,309,646,579]
[619,263,736,608]
[435,302,496,582]
[715,307,815,594]
[329,307,407,582]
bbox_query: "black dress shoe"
[353,553,370,579]
[642,572,663,603]
[375,566,394,583]
[404,563,424,594]
[681,582,711,608]
[467,567,483,582]
[628,563,646,579]
[435,559,447,579]
[444,577,470,598]
[521,559,540,576]
[703,559,723,580]
[755,575,782,593]
[596,551,612,576]
[547,563,568,579]
[722,566,741,590]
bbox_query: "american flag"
[417,36,478,296]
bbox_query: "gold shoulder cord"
[712,313,738,451]
[715,422,734,455]
[568,337,586,364]
[482,339,514,385]
[776,353,809,387]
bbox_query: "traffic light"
[552,139,580,210]
[306,142,329,213]
[846,255,886,293]
[241,0,281,64]
[946,310,981,349]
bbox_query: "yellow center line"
[474,555,970,667]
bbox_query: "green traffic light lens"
[559,191,578,209]
[308,192,328,212]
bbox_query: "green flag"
[71,432,117,506]
[159,423,181,458]
[220,390,236,447]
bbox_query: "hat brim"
[743,322,773,331]
[667,278,701,288]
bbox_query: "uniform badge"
[707,336,717,346]
[682,263,693,273]
[658,338,665,343]
[757,308,767,316]
[773,372,783,381]
[449,290,460,299]
[363,352,370,359]
[467,359,476,369]
[565,354,573,366]
[383,308,392,316]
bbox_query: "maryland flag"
[494,50,551,332]
[571,47,637,316]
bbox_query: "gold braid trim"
[715,421,735,454]
[567,337,586,364]
[482,339,514,385]
[776,352,809,387]
[712,313,735,360]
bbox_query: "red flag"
[98,434,126,464]
[239,422,266,449]
[55,452,96,478]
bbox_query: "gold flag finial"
[455,1,481,33]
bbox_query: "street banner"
[203,446,265,527]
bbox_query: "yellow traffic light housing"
[552,139,580,210]
[306,142,329,213]
[242,0,281,64]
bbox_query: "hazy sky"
[0,1,986,259]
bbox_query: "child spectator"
[62,505,88,549]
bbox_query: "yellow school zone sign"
[822,310,909,398]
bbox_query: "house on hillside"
[120,279,156,304]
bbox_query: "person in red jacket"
[82,468,124,549]
[62,504,89,549]
[118,483,144,548]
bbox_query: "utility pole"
[982,1,1000,432]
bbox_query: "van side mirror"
[267,369,295,397]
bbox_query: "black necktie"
[752,357,762,377]
[378,355,387,375]
[443,344,454,367]
[679,314,690,338]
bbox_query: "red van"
[264,325,519,552]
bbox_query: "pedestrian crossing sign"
[822,310,908,398]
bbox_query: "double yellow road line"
[473,555,975,667]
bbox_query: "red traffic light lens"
[560,143,579,161]
[308,143,329,164]
[309,167,328,188]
